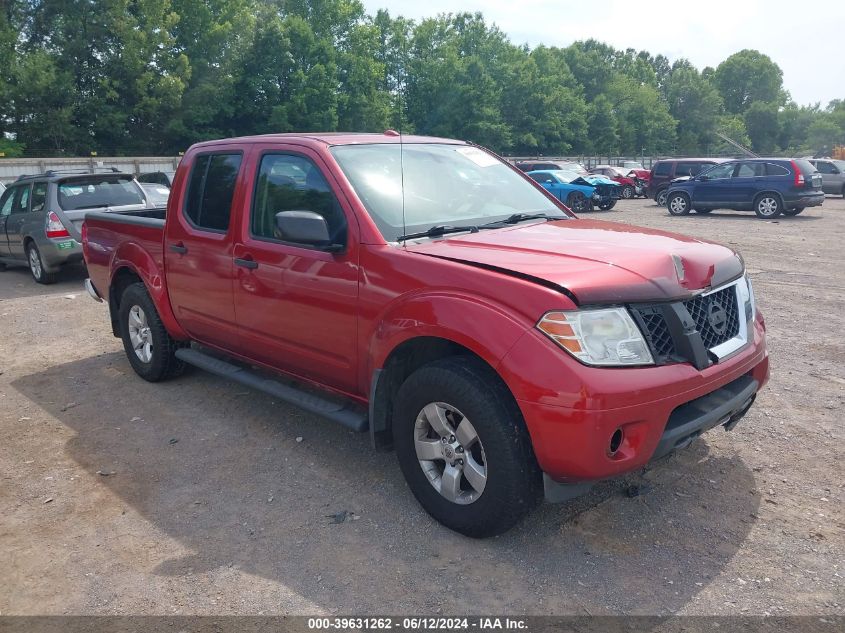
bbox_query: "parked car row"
[0,168,168,283]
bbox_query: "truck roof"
[191,131,467,149]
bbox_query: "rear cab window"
[58,176,145,210]
[183,153,243,232]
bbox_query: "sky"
[362,0,845,108]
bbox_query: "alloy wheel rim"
[657,191,668,205]
[28,248,42,278]
[669,196,687,213]
[622,187,633,199]
[414,402,487,505]
[128,305,153,363]
[758,197,778,216]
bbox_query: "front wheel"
[597,200,617,211]
[27,243,58,284]
[119,282,186,382]
[620,185,634,199]
[656,189,669,206]
[393,357,541,538]
[565,191,589,213]
[754,194,782,219]
[667,192,691,215]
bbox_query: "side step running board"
[175,348,368,432]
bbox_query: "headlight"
[737,274,756,321]
[537,308,654,366]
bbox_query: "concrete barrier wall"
[0,156,182,184]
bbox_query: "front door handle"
[234,257,258,270]
[169,243,188,254]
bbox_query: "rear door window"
[183,153,243,232]
[31,182,47,213]
[736,162,765,177]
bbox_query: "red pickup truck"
[82,133,769,537]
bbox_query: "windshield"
[58,176,145,210]
[331,143,564,241]
[832,160,845,172]
[552,170,583,183]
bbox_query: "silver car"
[809,159,845,197]
[0,169,160,284]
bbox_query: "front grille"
[683,286,740,349]
[635,306,676,358]
[632,282,743,365]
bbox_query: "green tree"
[665,64,723,153]
[744,101,780,153]
[714,50,783,114]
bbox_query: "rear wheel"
[620,185,634,199]
[754,194,782,219]
[119,282,186,382]
[597,200,617,211]
[565,191,589,213]
[393,357,541,538]
[26,243,57,284]
[667,192,691,216]
[656,189,669,206]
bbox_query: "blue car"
[664,158,824,219]
[527,169,621,212]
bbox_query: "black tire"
[620,185,634,199]
[118,282,186,382]
[754,193,782,219]
[393,357,542,538]
[782,207,804,216]
[597,200,617,211]
[26,242,58,284]
[655,189,669,206]
[694,208,712,214]
[667,192,691,216]
[565,191,589,213]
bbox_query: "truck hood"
[405,219,743,304]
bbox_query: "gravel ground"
[1,196,842,616]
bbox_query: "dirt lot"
[1,197,843,616]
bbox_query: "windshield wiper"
[397,224,479,242]
[480,212,555,228]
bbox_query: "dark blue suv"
[664,158,823,219]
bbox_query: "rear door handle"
[169,243,188,254]
[234,257,258,270]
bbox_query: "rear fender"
[110,241,188,340]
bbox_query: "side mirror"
[274,210,342,251]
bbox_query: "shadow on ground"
[13,352,762,614]
[0,264,88,300]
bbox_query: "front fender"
[366,291,531,388]
[110,241,188,340]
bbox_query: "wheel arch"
[107,250,188,341]
[369,335,523,451]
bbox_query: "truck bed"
[83,209,166,302]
